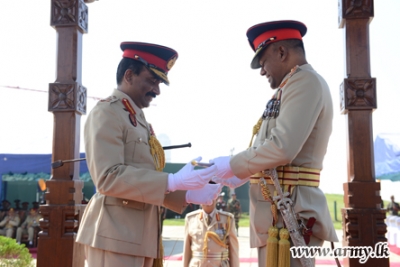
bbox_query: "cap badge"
[166,56,177,70]
[256,37,276,53]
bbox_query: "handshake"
[168,156,249,205]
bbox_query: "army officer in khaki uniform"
[183,199,239,267]
[76,42,221,267]
[211,21,338,267]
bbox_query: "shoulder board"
[186,209,202,218]
[218,210,234,218]
[99,96,118,103]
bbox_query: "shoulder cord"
[202,214,231,257]
[148,124,165,172]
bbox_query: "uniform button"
[122,200,128,205]
[138,138,143,142]
[208,238,210,242]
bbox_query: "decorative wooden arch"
[37,0,389,266]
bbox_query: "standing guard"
[227,192,241,236]
[183,199,239,267]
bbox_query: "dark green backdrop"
[1,163,249,213]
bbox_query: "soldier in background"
[32,201,40,210]
[0,208,20,238]
[387,195,400,216]
[18,202,30,227]
[227,192,241,236]
[0,200,11,222]
[16,208,42,247]
[183,199,239,267]
[14,199,21,211]
[216,192,226,211]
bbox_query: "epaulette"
[186,209,202,218]
[218,210,234,218]
[99,96,118,103]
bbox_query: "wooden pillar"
[37,1,96,266]
[338,0,389,266]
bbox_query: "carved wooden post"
[37,1,96,266]
[338,0,389,266]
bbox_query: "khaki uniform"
[230,64,338,266]
[76,89,188,264]
[0,214,20,238]
[183,209,239,267]
[16,213,42,243]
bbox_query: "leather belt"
[192,251,229,260]
[250,166,320,187]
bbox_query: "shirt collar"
[203,208,216,220]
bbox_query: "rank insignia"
[121,98,137,127]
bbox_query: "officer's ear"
[123,69,135,84]
[277,45,288,61]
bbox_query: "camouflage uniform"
[227,199,241,235]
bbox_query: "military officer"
[76,42,221,267]
[211,20,338,267]
[216,192,227,211]
[183,199,239,267]
[16,208,42,247]
[0,208,20,238]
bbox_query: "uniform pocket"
[97,197,145,244]
[124,129,149,164]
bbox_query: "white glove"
[167,157,217,192]
[212,175,250,189]
[209,156,234,179]
[186,184,223,205]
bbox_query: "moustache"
[146,92,156,98]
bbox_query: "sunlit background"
[1,0,399,200]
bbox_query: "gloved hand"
[209,156,234,179]
[212,175,250,189]
[186,184,223,205]
[167,157,217,192]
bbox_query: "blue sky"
[0,0,399,200]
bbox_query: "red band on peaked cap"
[123,49,168,73]
[246,20,307,69]
[253,28,303,51]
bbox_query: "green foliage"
[325,194,345,230]
[163,218,185,226]
[238,213,250,227]
[0,236,34,267]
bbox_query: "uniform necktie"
[207,215,212,225]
